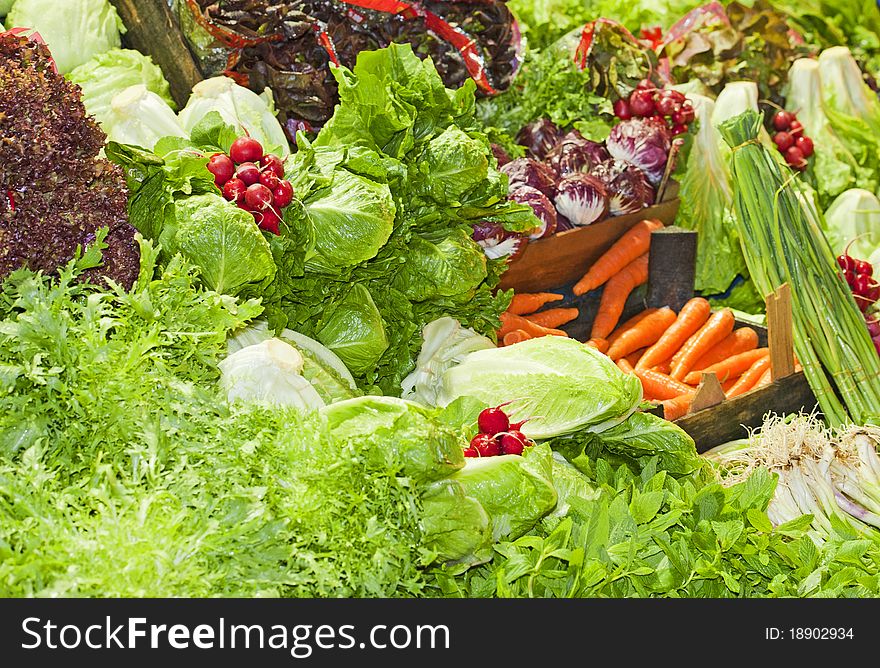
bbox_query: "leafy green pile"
[434,458,880,597]
[110,44,536,395]
[0,240,438,597]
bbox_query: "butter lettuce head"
[7,0,124,74]
[437,336,643,439]
[316,284,389,375]
[67,48,175,129]
[305,169,396,271]
[178,76,290,157]
[392,229,487,302]
[171,193,276,295]
[320,395,464,484]
[445,443,558,541]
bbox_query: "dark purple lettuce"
[509,185,557,239]
[590,159,655,215]
[553,174,609,227]
[515,118,561,160]
[606,118,671,186]
[500,158,557,198]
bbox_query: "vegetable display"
[5,0,880,604]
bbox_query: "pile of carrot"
[572,219,664,345]
[604,297,793,421]
[497,292,579,346]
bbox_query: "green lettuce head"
[7,0,124,74]
[316,284,389,375]
[437,336,643,439]
[67,48,175,129]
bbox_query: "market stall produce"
[3,0,880,601]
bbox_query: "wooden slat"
[110,0,204,108]
[766,283,796,381]
[676,373,817,453]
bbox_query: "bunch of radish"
[206,136,294,235]
[463,406,535,457]
[837,252,880,355]
[612,80,695,136]
[770,110,814,172]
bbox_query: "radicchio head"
[500,158,557,198]
[554,174,609,227]
[590,159,656,215]
[509,185,557,239]
[544,130,610,178]
[606,118,671,186]
[471,222,528,262]
[491,143,512,167]
[515,118,561,160]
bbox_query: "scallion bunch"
[719,110,880,426]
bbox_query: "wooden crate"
[518,227,818,452]
[499,197,680,293]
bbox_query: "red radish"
[230,136,263,164]
[500,433,526,455]
[671,123,688,135]
[795,136,814,158]
[463,446,479,458]
[838,254,855,272]
[784,146,806,169]
[222,177,247,203]
[854,274,872,296]
[613,98,632,120]
[629,89,655,117]
[855,259,873,277]
[845,268,857,286]
[245,183,274,210]
[788,120,804,138]
[258,209,281,235]
[772,110,794,131]
[259,170,281,190]
[636,79,656,90]
[870,284,880,302]
[471,433,502,457]
[207,153,235,187]
[236,162,261,186]
[478,407,509,435]
[655,91,678,116]
[773,131,794,151]
[667,90,686,104]
[867,318,880,339]
[260,153,285,178]
[273,180,294,208]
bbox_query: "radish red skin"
[230,137,263,164]
[471,433,502,457]
[478,407,509,435]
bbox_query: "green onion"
[719,110,880,427]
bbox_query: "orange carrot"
[573,219,664,296]
[683,348,770,385]
[503,330,532,346]
[606,308,658,347]
[523,307,580,329]
[654,361,672,375]
[586,338,609,353]
[722,377,738,393]
[616,358,635,374]
[636,298,711,371]
[670,309,736,381]
[755,367,773,388]
[692,327,759,371]
[606,306,676,361]
[726,356,772,398]
[498,312,567,339]
[625,347,648,368]
[590,253,650,340]
[634,368,695,400]
[509,292,564,315]
[662,393,694,420]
